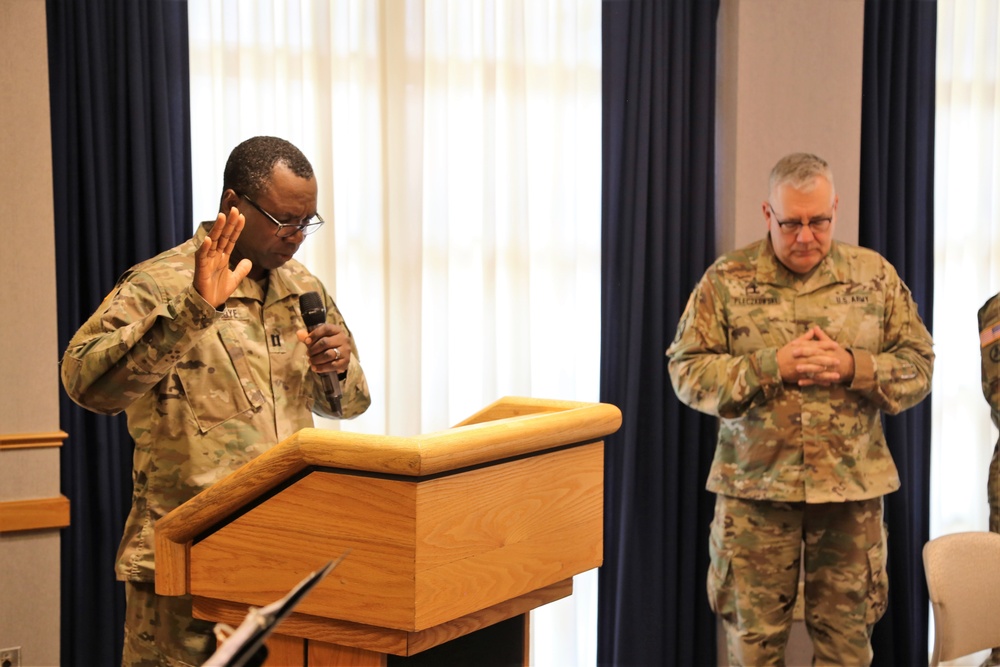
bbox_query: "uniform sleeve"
[846,266,934,415]
[60,272,221,415]
[979,293,1000,417]
[666,273,784,418]
[312,290,371,420]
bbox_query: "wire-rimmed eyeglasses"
[767,202,832,236]
[237,192,325,238]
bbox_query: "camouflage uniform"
[62,222,371,666]
[121,583,214,667]
[666,238,934,665]
[979,293,1000,667]
[980,293,1000,534]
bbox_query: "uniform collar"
[754,237,848,291]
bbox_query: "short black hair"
[222,136,314,199]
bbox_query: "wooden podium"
[155,397,621,665]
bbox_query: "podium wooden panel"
[155,397,621,663]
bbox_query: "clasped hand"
[296,325,351,376]
[777,326,854,387]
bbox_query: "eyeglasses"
[767,202,832,235]
[237,193,325,238]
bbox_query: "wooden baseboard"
[0,495,71,533]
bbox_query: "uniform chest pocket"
[836,297,885,352]
[728,304,792,355]
[175,325,264,433]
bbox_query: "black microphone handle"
[299,291,344,418]
[303,322,344,418]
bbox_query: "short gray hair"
[768,153,835,196]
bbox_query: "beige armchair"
[923,531,1000,666]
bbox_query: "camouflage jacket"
[666,238,934,503]
[980,292,1000,430]
[61,222,371,582]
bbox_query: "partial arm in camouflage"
[845,267,934,415]
[667,277,784,419]
[978,292,999,422]
[61,272,221,415]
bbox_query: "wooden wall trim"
[0,495,71,533]
[0,430,68,450]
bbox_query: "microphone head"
[299,291,326,328]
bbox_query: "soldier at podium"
[61,136,371,666]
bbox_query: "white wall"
[717,0,864,252]
[0,1,62,666]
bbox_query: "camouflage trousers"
[122,582,217,667]
[708,495,888,667]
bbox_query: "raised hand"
[194,207,252,308]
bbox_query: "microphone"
[298,291,343,418]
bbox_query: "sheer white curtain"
[188,1,602,664]
[931,0,1000,540]
[932,3,999,661]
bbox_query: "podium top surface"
[156,397,621,549]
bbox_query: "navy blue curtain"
[599,1,720,665]
[859,1,936,665]
[46,1,192,664]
